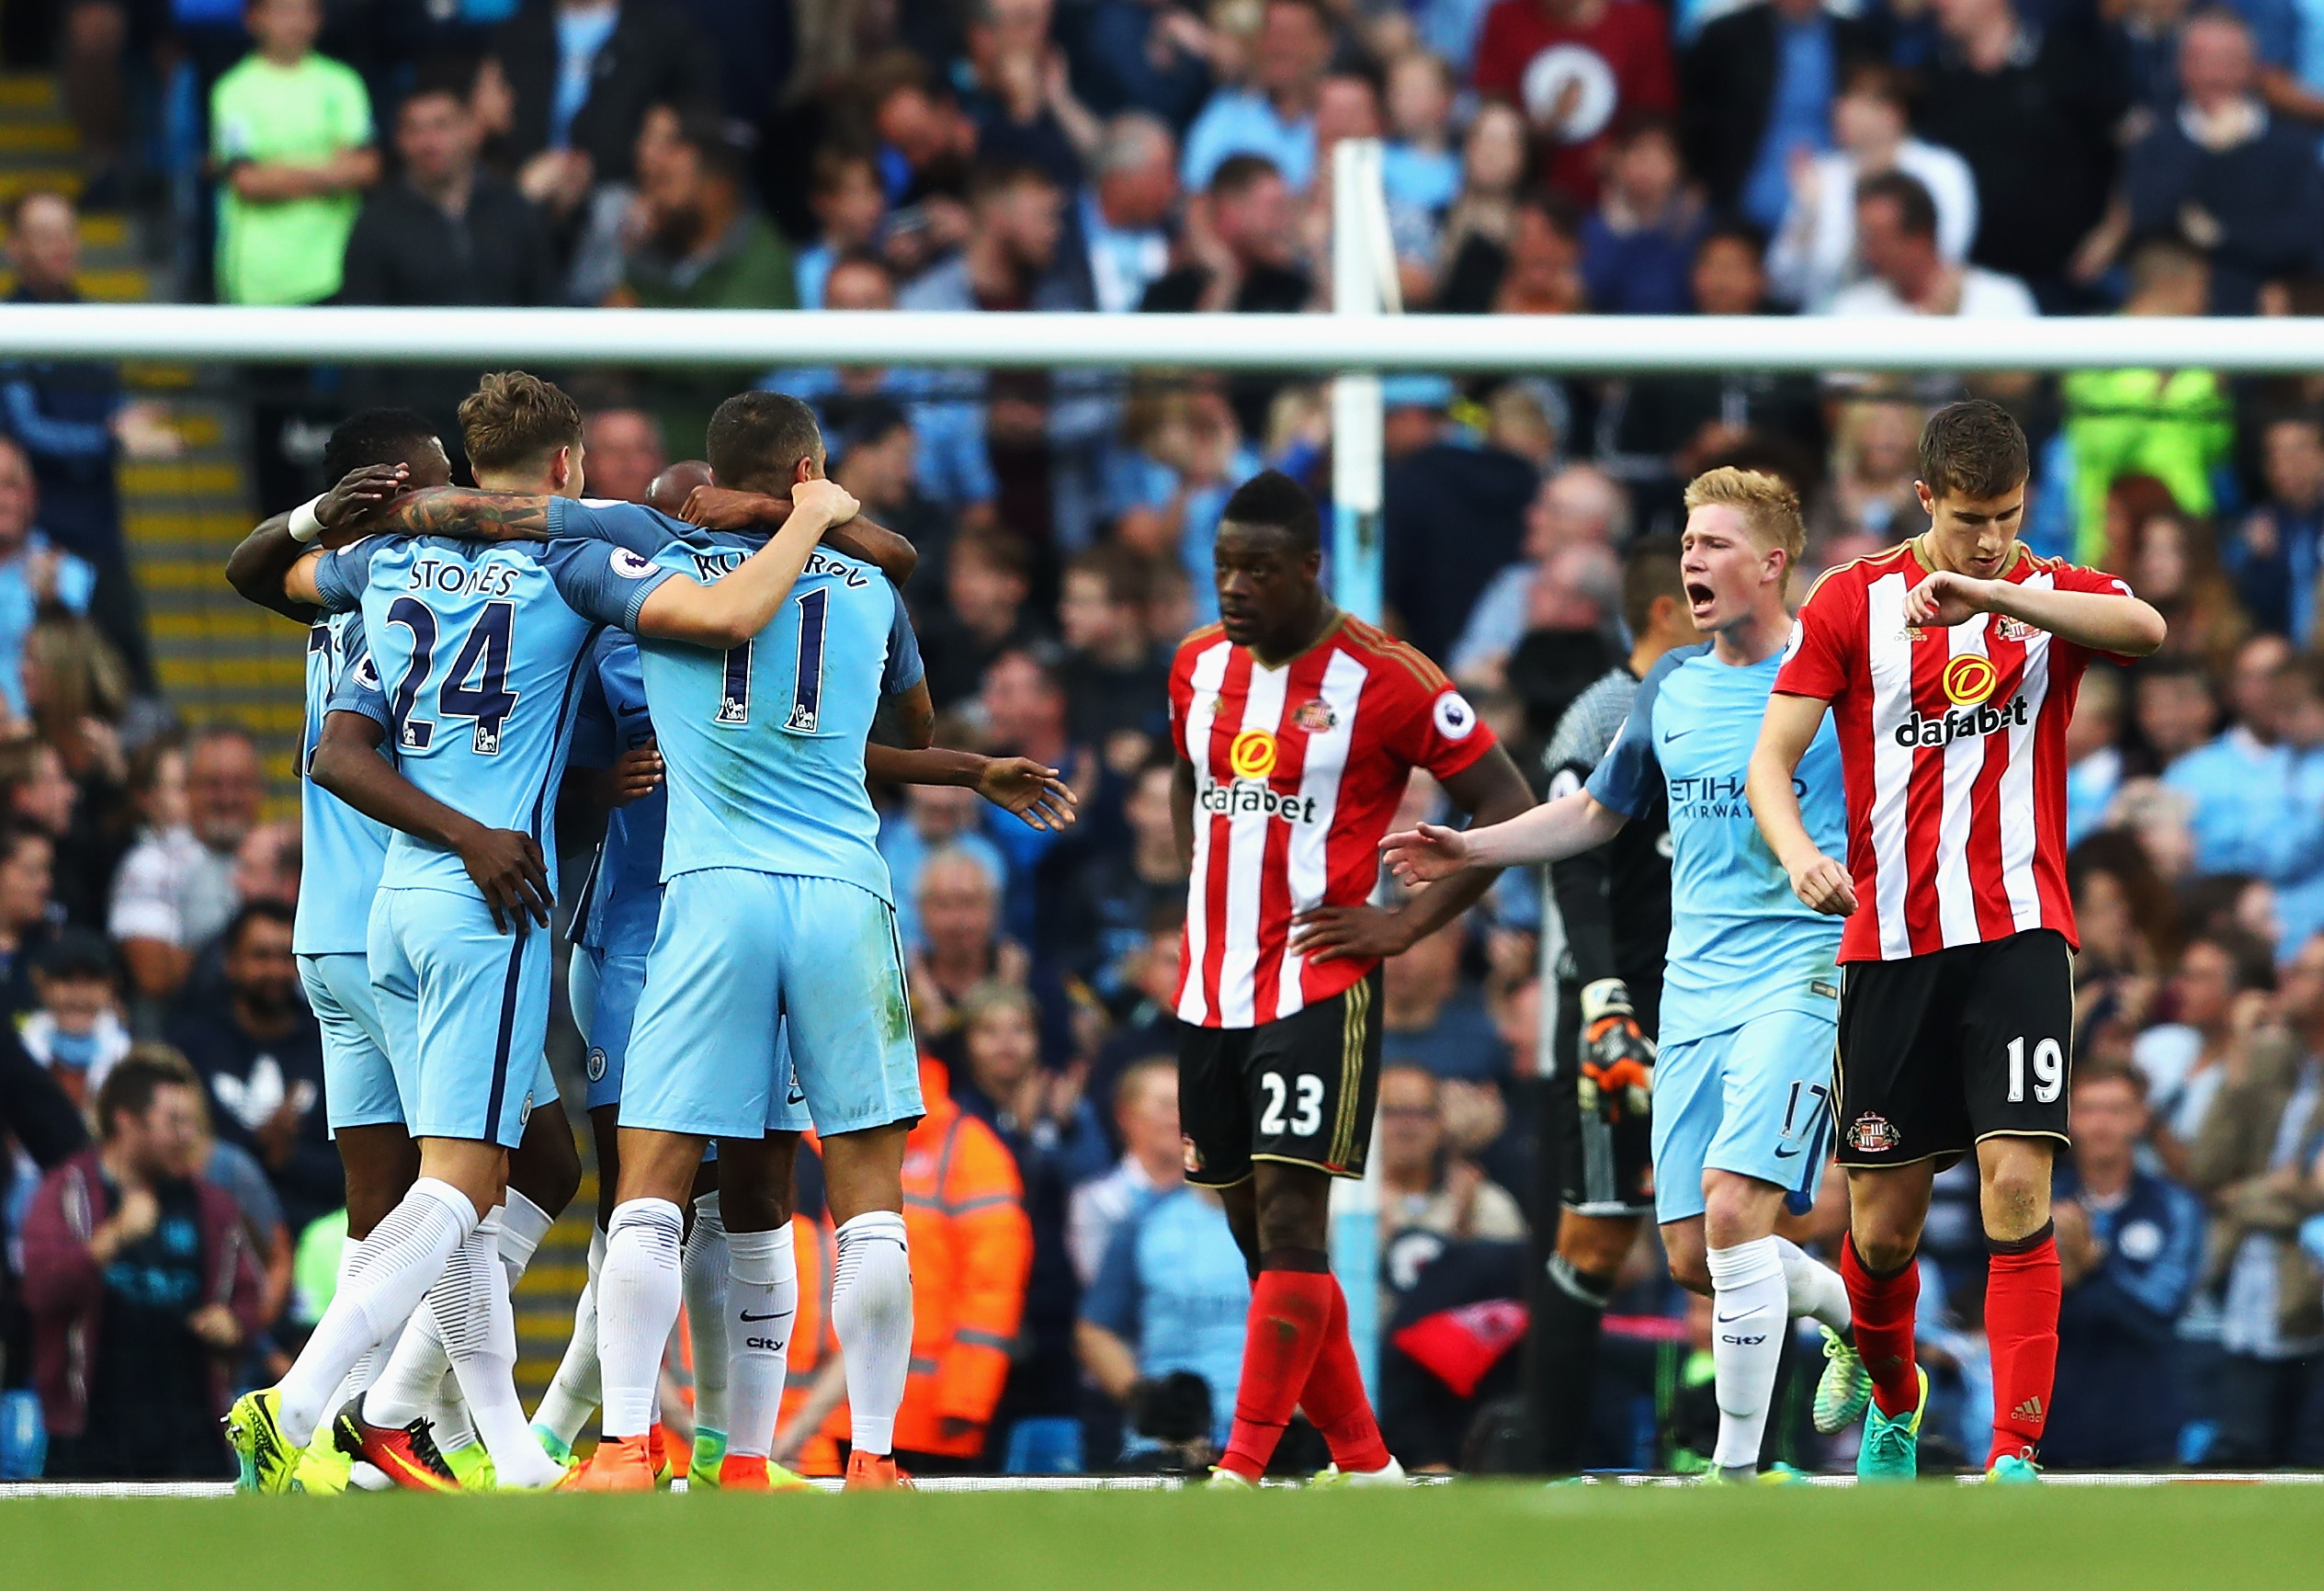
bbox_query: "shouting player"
[1385,470,1866,1483]
[1528,534,1695,1473]
[1170,471,1535,1487]
[1748,401,2165,1482]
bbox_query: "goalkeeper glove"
[1578,978,1654,1124]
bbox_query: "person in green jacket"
[613,113,796,456]
[2062,240,2235,564]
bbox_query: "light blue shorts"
[1651,1005,1836,1225]
[368,886,554,1149]
[300,951,402,1132]
[623,869,922,1142]
[571,941,649,1116]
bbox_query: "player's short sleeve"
[307,540,374,613]
[880,585,925,696]
[323,643,392,732]
[1166,639,1199,762]
[1379,649,1496,782]
[1774,571,1859,701]
[1586,651,1683,820]
[548,495,688,555]
[540,537,678,631]
[2045,561,2142,665]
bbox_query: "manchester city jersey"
[569,629,665,954]
[548,497,924,903]
[314,528,666,897]
[1587,642,1848,1046]
[294,610,391,956]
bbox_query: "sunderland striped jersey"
[1773,539,2135,963]
[1168,615,1496,1028]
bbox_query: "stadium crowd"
[5,0,2324,1482]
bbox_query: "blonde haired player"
[1386,468,1869,1481]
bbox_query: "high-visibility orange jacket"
[891,1059,1033,1459]
[779,1214,845,1477]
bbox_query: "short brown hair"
[93,1045,201,1142]
[1683,466,1805,563]
[459,370,584,475]
[1918,399,2029,503]
[2071,1054,2148,1102]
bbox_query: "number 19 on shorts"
[2005,1035,2063,1104]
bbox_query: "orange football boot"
[843,1450,913,1491]
[561,1434,656,1492]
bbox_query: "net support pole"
[1328,136,1390,1397]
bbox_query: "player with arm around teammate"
[1387,469,1871,1483]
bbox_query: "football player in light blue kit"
[227,373,859,1494]
[220,409,584,1494]
[555,393,936,1493]
[1384,468,1871,1483]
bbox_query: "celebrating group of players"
[214,371,2159,1494]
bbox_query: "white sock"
[1775,1235,1853,1333]
[599,1199,686,1440]
[726,1222,797,1461]
[830,1210,911,1457]
[1706,1236,1789,1473]
[683,1193,731,1442]
[361,1294,454,1430]
[533,1225,604,1445]
[320,1241,404,1418]
[423,1209,563,1488]
[277,1178,476,1447]
[498,1188,555,1291]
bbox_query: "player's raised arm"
[1903,567,2167,657]
[1382,781,1629,883]
[865,741,1078,833]
[225,463,413,619]
[1748,691,1856,916]
[681,483,920,586]
[629,478,857,648]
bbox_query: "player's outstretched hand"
[1380,822,1468,885]
[1902,570,1990,628]
[788,476,859,528]
[459,825,552,932]
[1786,850,1858,916]
[679,483,780,530]
[608,739,663,806]
[978,756,1078,832]
[315,462,411,534]
[1289,903,1414,963]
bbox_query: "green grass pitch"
[9,1484,2324,1591]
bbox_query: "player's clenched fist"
[788,476,859,526]
[1380,822,1469,884]
[1901,570,1990,628]
[1577,978,1653,1123]
[1786,850,1857,916]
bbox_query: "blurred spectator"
[1141,153,1311,316]
[919,531,1045,710]
[1382,916,1507,1082]
[1078,113,1178,314]
[1678,0,1877,231]
[492,0,719,221]
[880,779,1013,955]
[889,1056,1033,1473]
[1431,102,1528,310]
[1826,170,2038,320]
[2137,927,2278,1175]
[1473,0,1677,209]
[960,0,1102,188]
[1912,0,2126,312]
[2136,653,2221,771]
[0,734,119,933]
[2230,411,2324,643]
[18,927,130,1110]
[2046,1059,2205,1469]
[1384,391,1543,665]
[0,824,61,1022]
[1450,464,1627,688]
[2129,503,2252,675]
[3,189,165,694]
[108,729,261,1010]
[1057,544,1169,760]
[1485,197,1587,315]
[907,846,1080,1068]
[164,901,333,1239]
[0,435,97,723]
[210,0,379,306]
[188,1088,293,1378]
[20,1049,263,1479]
[1809,397,1928,548]
[1180,0,1330,193]
[2188,931,2324,1465]
[2059,242,2235,564]
[2124,8,2324,316]
[1067,1057,1182,1285]
[1077,1072,1251,1465]
[1383,51,1462,218]
[828,398,954,587]
[616,113,797,454]
[1378,1063,1528,1241]
[2067,664,2128,847]
[1066,0,1218,128]
[980,647,1116,943]
[794,146,888,309]
[2162,634,2301,881]
[1061,756,1183,1008]
[579,406,666,506]
[1578,115,1703,315]
[1765,64,1978,313]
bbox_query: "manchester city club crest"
[586,1047,607,1083]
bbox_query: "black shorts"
[1833,927,2073,1170]
[1550,976,1656,1218]
[1179,967,1382,1188]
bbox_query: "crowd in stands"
[4,0,2324,1477]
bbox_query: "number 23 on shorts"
[1260,1069,1324,1137]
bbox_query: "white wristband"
[287,495,326,543]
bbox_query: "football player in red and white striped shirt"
[1169,471,1533,1485]
[1747,401,2166,1482]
